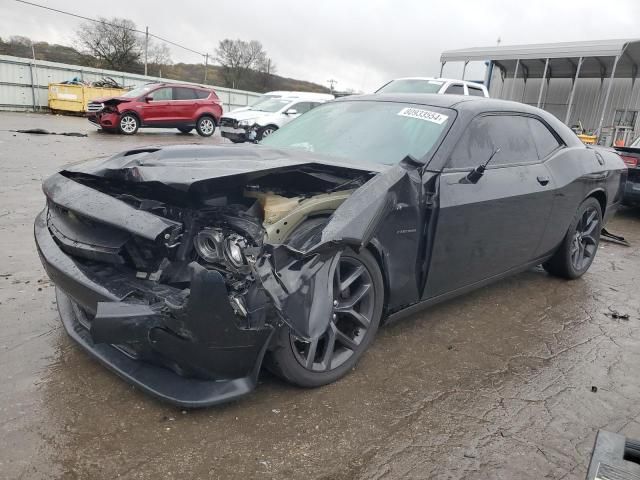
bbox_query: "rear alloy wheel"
[118,113,139,135]
[543,197,602,279]
[196,116,215,137]
[268,248,383,387]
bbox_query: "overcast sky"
[1,0,639,92]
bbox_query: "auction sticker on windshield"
[397,107,448,124]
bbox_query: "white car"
[232,91,335,114]
[376,77,489,97]
[220,96,333,143]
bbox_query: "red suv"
[87,83,223,136]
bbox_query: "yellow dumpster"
[48,84,127,113]
[577,134,597,145]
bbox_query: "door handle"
[537,175,550,186]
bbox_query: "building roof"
[441,39,640,78]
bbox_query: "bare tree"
[148,42,172,66]
[9,35,32,47]
[215,39,271,89]
[76,17,143,71]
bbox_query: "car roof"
[264,91,334,99]
[336,93,537,113]
[147,82,211,90]
[386,77,486,88]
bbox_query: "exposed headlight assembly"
[238,119,253,127]
[224,234,247,267]
[194,228,225,263]
[194,228,248,269]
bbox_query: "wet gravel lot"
[1,111,640,479]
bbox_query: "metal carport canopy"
[440,39,640,78]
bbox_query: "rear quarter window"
[528,118,562,159]
[194,90,211,99]
[468,87,485,97]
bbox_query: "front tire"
[258,125,277,140]
[543,197,602,279]
[196,116,216,137]
[267,246,383,388]
[118,113,139,135]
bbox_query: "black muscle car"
[34,94,627,407]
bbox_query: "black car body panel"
[612,145,640,204]
[34,94,627,407]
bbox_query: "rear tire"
[543,197,602,279]
[196,116,215,137]
[267,219,383,387]
[177,127,193,134]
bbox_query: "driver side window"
[290,102,313,114]
[449,114,540,168]
[149,87,173,101]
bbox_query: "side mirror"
[285,108,298,115]
[144,96,153,102]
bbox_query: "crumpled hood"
[89,96,133,105]
[63,144,385,191]
[222,110,264,121]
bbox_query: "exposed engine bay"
[47,163,371,337]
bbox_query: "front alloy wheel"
[267,248,383,387]
[259,126,277,139]
[119,113,139,135]
[291,256,375,372]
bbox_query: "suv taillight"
[620,155,638,168]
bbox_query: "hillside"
[0,37,330,94]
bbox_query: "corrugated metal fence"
[0,54,261,113]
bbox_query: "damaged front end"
[35,145,391,406]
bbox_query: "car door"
[280,101,313,126]
[423,113,557,299]
[172,87,198,122]
[139,86,174,124]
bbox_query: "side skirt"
[384,255,553,324]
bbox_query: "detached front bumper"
[34,209,274,408]
[220,125,250,142]
[87,111,120,129]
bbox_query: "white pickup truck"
[376,77,489,97]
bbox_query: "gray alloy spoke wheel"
[196,117,215,137]
[570,206,599,271]
[119,114,139,135]
[543,197,602,279]
[260,126,276,139]
[290,255,375,373]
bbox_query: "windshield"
[121,85,156,98]
[631,136,640,147]
[377,79,443,94]
[260,100,452,165]
[250,94,280,108]
[251,98,292,113]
